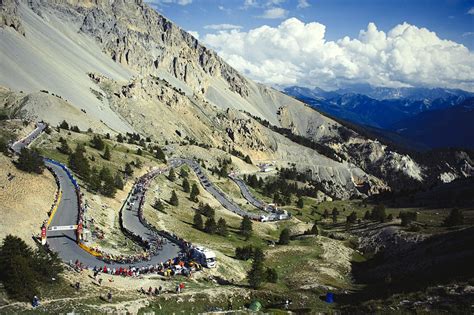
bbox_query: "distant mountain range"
[284,85,474,149]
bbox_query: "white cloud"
[204,24,243,30]
[463,32,474,37]
[242,0,259,9]
[203,18,474,91]
[258,7,288,19]
[297,0,310,9]
[468,7,474,15]
[188,31,199,40]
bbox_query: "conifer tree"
[170,190,179,206]
[193,212,203,230]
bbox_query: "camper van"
[192,246,217,268]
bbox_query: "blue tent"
[325,292,334,303]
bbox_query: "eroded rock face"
[0,0,25,36]
[75,0,249,97]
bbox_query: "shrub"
[278,228,290,245]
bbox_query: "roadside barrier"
[78,242,103,257]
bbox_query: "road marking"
[47,190,62,227]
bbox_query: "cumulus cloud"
[203,18,474,91]
[204,24,243,30]
[258,7,288,19]
[297,0,310,9]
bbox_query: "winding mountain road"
[175,158,266,221]
[11,124,180,268]
[11,123,287,269]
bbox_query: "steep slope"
[1,0,471,197]
[0,0,133,132]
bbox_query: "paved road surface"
[10,122,46,154]
[229,175,266,210]
[175,158,263,220]
[46,162,180,268]
[11,125,180,268]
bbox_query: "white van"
[192,246,217,268]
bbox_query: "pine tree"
[244,155,253,164]
[346,211,357,224]
[310,222,319,235]
[168,168,176,181]
[182,178,190,193]
[0,235,62,302]
[57,137,71,155]
[153,199,165,212]
[180,168,189,178]
[296,197,304,209]
[247,247,265,289]
[69,143,90,180]
[193,212,203,230]
[114,172,124,190]
[371,204,387,223]
[240,216,253,239]
[17,148,44,174]
[100,167,116,197]
[117,133,124,143]
[169,190,179,206]
[204,216,217,234]
[136,148,142,156]
[190,183,200,202]
[103,145,111,160]
[323,209,329,219]
[155,146,166,162]
[88,167,101,192]
[278,228,290,245]
[216,218,228,236]
[124,162,134,176]
[59,120,69,130]
[265,267,278,283]
[90,135,105,150]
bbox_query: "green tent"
[249,300,262,312]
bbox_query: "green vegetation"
[190,183,200,202]
[278,228,290,245]
[169,190,179,206]
[240,216,253,239]
[16,147,44,174]
[182,178,190,193]
[247,247,265,289]
[193,212,204,230]
[0,235,63,302]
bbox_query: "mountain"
[390,98,474,149]
[333,84,474,102]
[1,0,472,197]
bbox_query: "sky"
[147,0,474,91]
